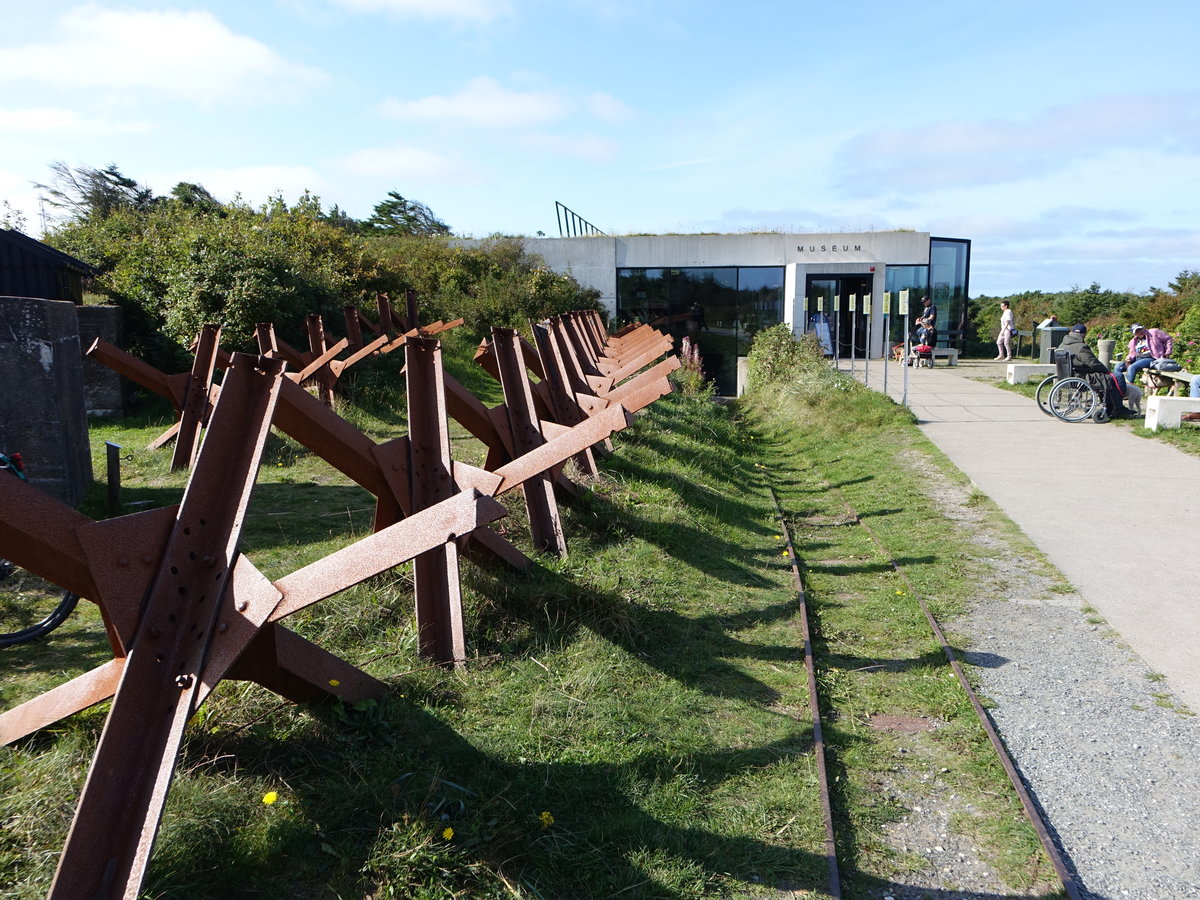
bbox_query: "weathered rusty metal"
[531,322,599,477]
[48,352,288,900]
[405,337,468,664]
[491,328,567,557]
[88,338,527,570]
[170,323,220,470]
[2,353,511,898]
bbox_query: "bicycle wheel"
[1048,378,1098,423]
[0,559,80,648]
[1035,376,1057,415]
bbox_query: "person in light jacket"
[994,301,1015,360]
[1116,324,1173,387]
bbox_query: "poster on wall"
[809,311,832,355]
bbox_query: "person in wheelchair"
[1060,324,1133,418]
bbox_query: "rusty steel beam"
[47,353,286,900]
[491,328,567,557]
[405,337,468,665]
[492,402,634,497]
[4,349,523,897]
[171,323,221,471]
[271,488,506,621]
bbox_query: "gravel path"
[934,469,1200,899]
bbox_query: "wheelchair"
[1036,350,1113,423]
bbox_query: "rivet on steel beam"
[236,600,249,612]
[175,674,193,689]
[217,621,228,633]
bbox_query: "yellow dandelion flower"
[442,826,454,840]
[780,550,789,557]
[328,678,341,687]
[262,791,278,805]
[539,810,555,828]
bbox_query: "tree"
[34,162,158,222]
[365,191,450,236]
[169,182,223,213]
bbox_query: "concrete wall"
[77,305,126,416]
[468,231,936,357]
[0,296,93,505]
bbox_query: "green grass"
[2,343,1063,898]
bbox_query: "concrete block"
[1007,363,1056,385]
[0,296,93,505]
[1144,395,1200,431]
[77,305,126,416]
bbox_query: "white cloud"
[836,94,1200,195]
[0,6,326,105]
[585,91,635,124]
[0,107,154,136]
[341,144,470,182]
[516,133,619,163]
[381,76,568,128]
[327,0,512,22]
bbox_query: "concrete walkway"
[849,356,1200,711]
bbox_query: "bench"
[1140,367,1195,397]
[931,347,959,366]
[1144,394,1200,430]
[1006,363,1056,385]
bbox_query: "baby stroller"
[908,343,934,367]
[906,324,937,367]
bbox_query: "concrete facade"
[0,296,93,505]
[526,231,937,359]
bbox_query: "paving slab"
[852,357,1200,711]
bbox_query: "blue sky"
[1,0,1198,296]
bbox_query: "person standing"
[918,296,936,329]
[995,301,1015,360]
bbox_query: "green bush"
[744,324,822,391]
[371,236,600,333]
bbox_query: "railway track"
[769,473,1082,899]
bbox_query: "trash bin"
[1038,326,1070,363]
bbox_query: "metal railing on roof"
[555,202,606,238]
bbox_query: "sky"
[1,0,1198,297]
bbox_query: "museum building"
[528,231,971,393]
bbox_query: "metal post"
[832,294,841,371]
[863,293,871,386]
[850,294,858,378]
[882,312,889,395]
[105,441,121,514]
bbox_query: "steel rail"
[768,485,842,898]
[795,467,1083,900]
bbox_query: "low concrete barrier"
[1006,363,1056,385]
[1144,395,1200,430]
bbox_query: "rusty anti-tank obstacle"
[0,352,509,899]
[87,335,532,576]
[8,316,674,897]
[87,328,640,569]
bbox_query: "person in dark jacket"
[1060,324,1130,417]
[1060,324,1108,375]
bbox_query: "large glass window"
[929,238,971,345]
[616,266,783,393]
[884,265,929,344]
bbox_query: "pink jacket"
[1126,328,1174,362]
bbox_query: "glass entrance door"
[804,275,872,358]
